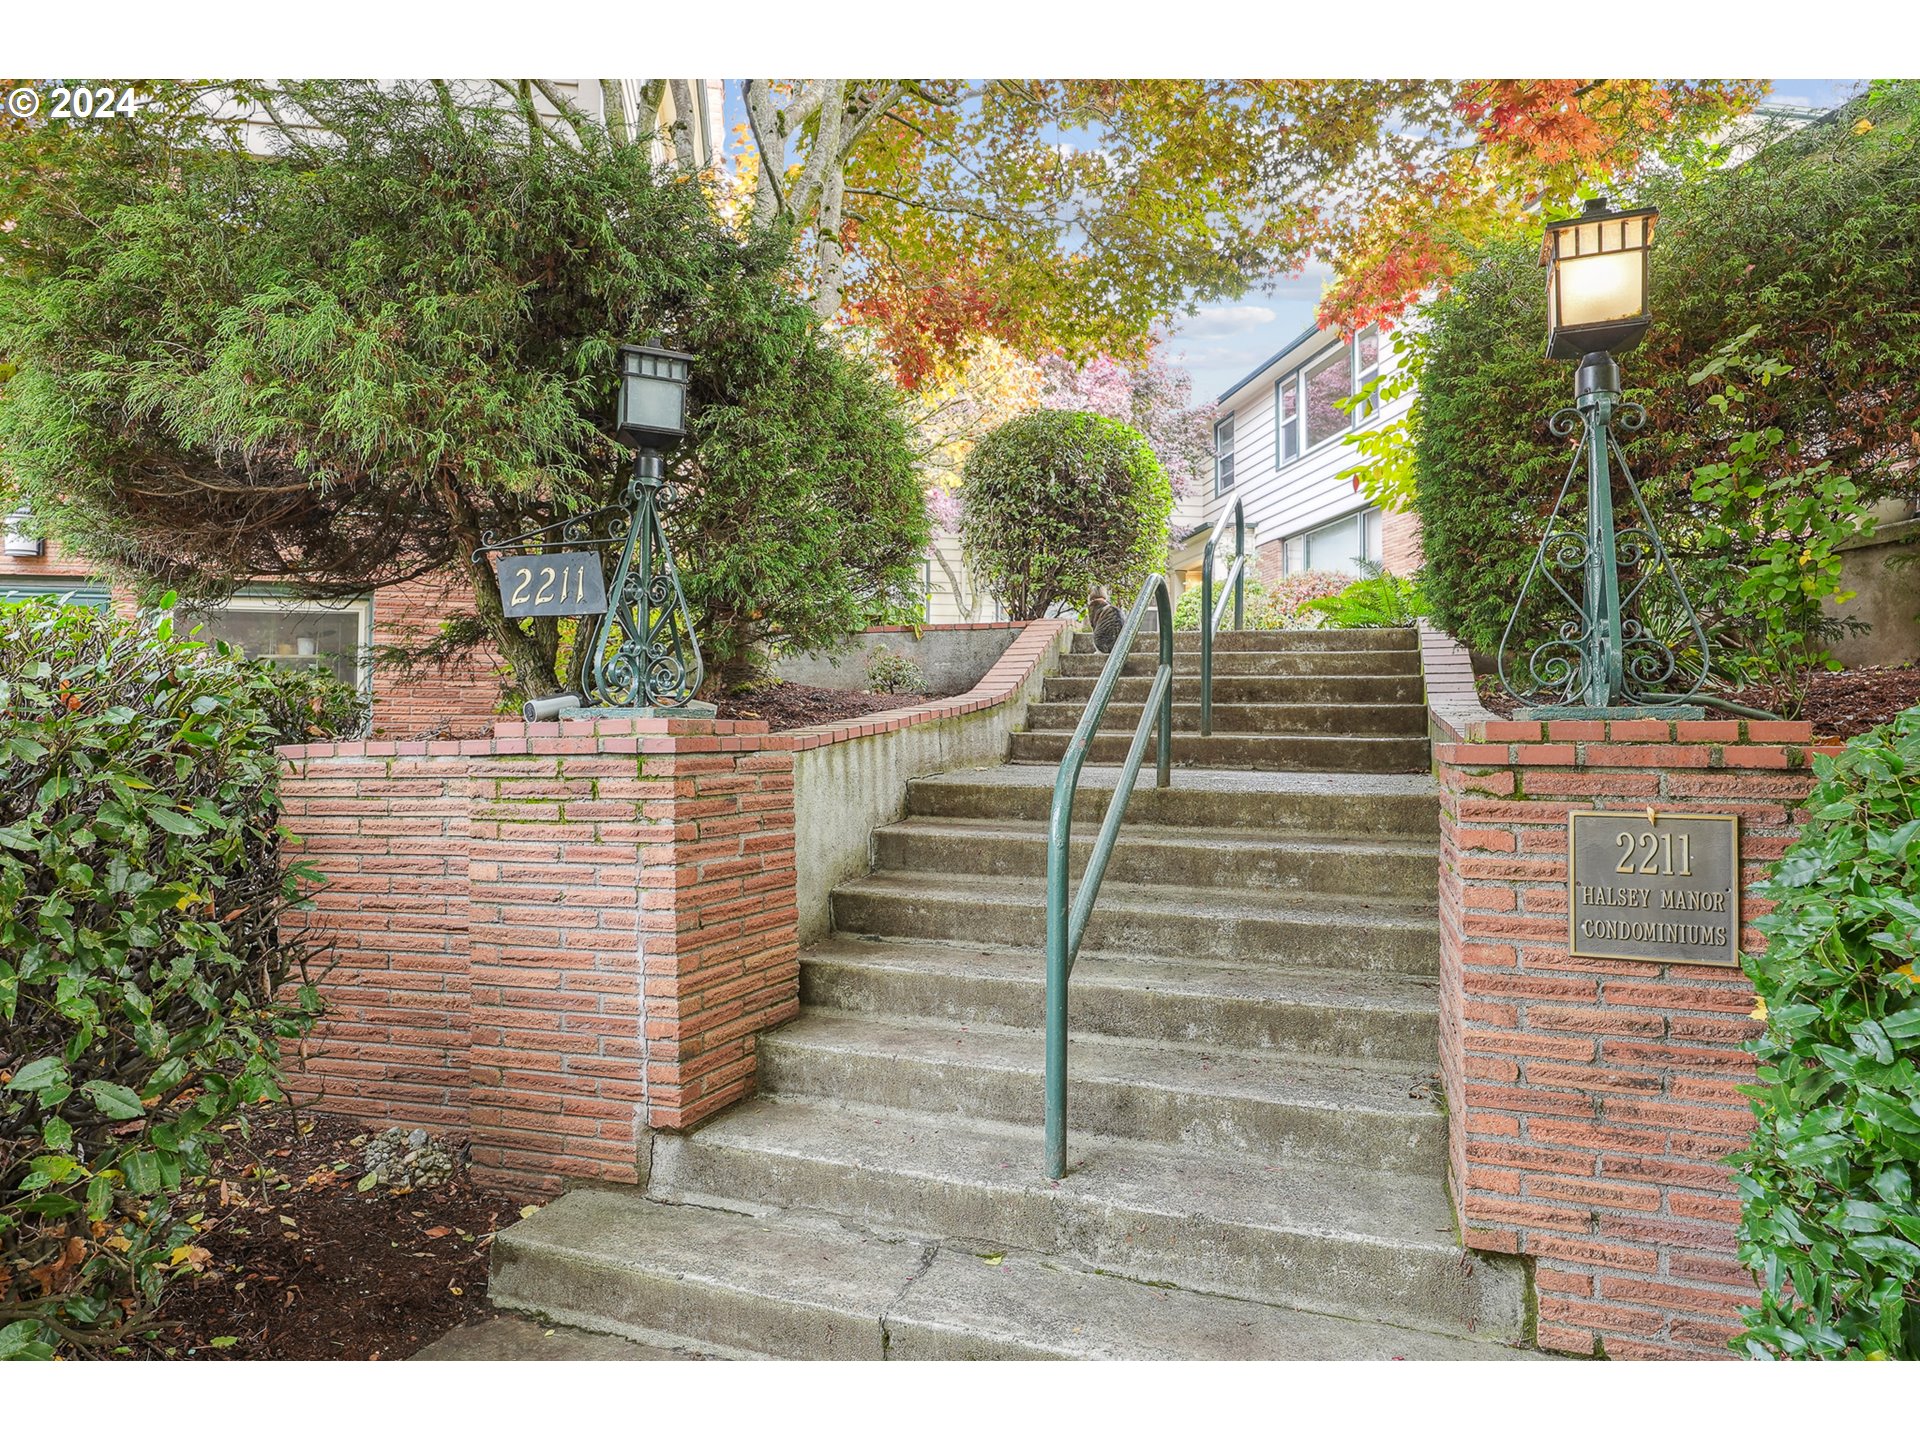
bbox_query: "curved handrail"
[1045,575,1174,1179]
[1198,496,1247,735]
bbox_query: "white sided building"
[1172,321,1422,604]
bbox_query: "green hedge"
[0,599,355,1357]
[1412,86,1920,663]
[1730,702,1920,1359]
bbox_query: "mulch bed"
[713,680,952,731]
[1473,665,1920,740]
[117,1108,515,1361]
[1724,665,1920,741]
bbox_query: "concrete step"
[1057,649,1421,678]
[1042,672,1425,706]
[1024,700,1429,738]
[1007,729,1431,773]
[799,939,1440,1064]
[758,1008,1446,1175]
[831,870,1440,975]
[649,1097,1530,1342]
[493,1189,1542,1360]
[871,816,1439,901]
[1070,629,1419,655]
[905,765,1441,838]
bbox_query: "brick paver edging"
[1425,666,1836,1360]
[275,618,1068,1195]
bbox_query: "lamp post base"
[1519,704,1706,721]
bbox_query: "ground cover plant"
[1401,83,1920,708]
[0,598,355,1358]
[958,409,1172,621]
[1730,701,1920,1358]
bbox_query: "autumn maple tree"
[734,78,1764,366]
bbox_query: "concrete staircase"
[1009,629,1431,772]
[488,628,1540,1360]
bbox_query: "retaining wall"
[772,621,1025,695]
[276,618,1069,1193]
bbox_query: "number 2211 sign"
[1567,809,1740,968]
[496,552,609,618]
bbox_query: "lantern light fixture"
[1541,196,1658,362]
[615,341,695,447]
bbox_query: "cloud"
[1175,304,1277,340]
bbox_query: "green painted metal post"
[1044,577,1174,1179]
[1199,563,1213,736]
[1198,496,1244,739]
[1577,359,1626,707]
[1157,596,1173,787]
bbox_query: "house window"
[1355,328,1382,423]
[1213,414,1236,495]
[1274,326,1382,465]
[188,594,372,690]
[1,581,111,611]
[1277,376,1300,463]
[1281,507,1385,578]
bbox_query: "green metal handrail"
[1198,496,1247,736]
[1045,575,1175,1179]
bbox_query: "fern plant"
[1300,562,1428,629]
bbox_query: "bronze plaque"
[497,551,608,618]
[1568,810,1740,967]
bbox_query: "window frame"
[1279,505,1387,578]
[1213,413,1237,496]
[1271,325,1382,471]
[0,579,112,610]
[186,589,376,694]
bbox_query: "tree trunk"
[431,476,563,699]
[667,80,698,170]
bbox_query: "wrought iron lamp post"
[586,341,709,712]
[1498,196,1714,712]
[486,341,709,722]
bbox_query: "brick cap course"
[278,618,1071,763]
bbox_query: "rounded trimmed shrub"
[958,410,1173,622]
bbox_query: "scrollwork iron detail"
[1498,388,1711,710]
[585,453,705,709]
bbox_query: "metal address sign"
[497,551,608,618]
[1568,809,1740,967]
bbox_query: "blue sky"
[725,80,1868,400]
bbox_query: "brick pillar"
[1432,711,1832,1359]
[279,716,799,1198]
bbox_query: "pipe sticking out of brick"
[522,693,584,723]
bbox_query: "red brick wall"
[280,756,474,1129]
[1433,708,1831,1359]
[367,573,506,739]
[1382,507,1423,576]
[278,716,797,1196]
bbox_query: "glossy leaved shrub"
[1730,702,1920,1359]
[0,598,360,1357]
